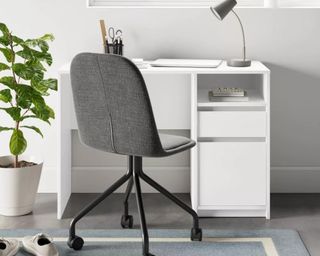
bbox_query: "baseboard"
[71,166,190,193]
[271,166,320,193]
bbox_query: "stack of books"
[208,88,248,102]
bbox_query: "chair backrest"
[70,53,163,157]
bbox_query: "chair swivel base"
[67,156,202,256]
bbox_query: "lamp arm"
[231,9,246,61]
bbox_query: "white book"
[209,91,249,102]
[211,88,245,97]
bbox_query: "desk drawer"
[199,142,267,206]
[198,111,266,137]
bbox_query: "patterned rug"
[0,229,310,256]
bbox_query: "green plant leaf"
[31,106,50,122]
[27,60,46,72]
[0,36,10,46]
[31,81,49,95]
[16,47,33,60]
[0,126,13,132]
[17,46,52,66]
[0,89,12,103]
[45,104,55,119]
[39,34,54,41]
[0,47,14,62]
[0,107,21,121]
[25,38,49,53]
[15,84,39,108]
[23,34,54,52]
[12,35,24,44]
[0,23,9,35]
[17,97,32,109]
[43,78,57,90]
[0,62,10,71]
[29,103,54,123]
[31,93,46,108]
[32,78,57,94]
[9,129,27,156]
[21,125,43,137]
[40,52,52,66]
[15,83,33,97]
[32,51,52,66]
[38,40,49,52]
[0,24,10,46]
[0,76,16,89]
[12,63,33,80]
[12,63,44,81]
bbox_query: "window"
[278,0,320,7]
[88,0,264,7]
[88,0,320,8]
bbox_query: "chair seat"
[159,133,196,156]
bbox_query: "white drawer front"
[198,111,266,137]
[199,142,267,206]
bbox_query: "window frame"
[88,0,265,7]
[278,0,320,7]
[87,0,320,8]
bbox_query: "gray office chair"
[68,53,202,256]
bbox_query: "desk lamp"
[210,0,251,67]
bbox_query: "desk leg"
[190,73,198,212]
[57,73,72,219]
[264,72,271,220]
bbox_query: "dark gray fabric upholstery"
[70,53,195,157]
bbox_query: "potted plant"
[0,23,57,216]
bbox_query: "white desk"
[57,61,270,219]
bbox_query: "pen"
[106,36,110,54]
[119,38,123,55]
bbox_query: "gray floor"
[0,193,319,255]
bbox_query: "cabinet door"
[199,142,267,206]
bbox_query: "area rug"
[0,229,309,256]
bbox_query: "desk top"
[59,61,270,75]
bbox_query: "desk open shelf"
[197,89,266,108]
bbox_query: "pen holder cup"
[105,42,124,55]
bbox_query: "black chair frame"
[67,155,202,256]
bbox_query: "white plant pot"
[0,155,43,216]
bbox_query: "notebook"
[209,90,249,102]
[151,59,223,68]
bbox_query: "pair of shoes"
[0,234,59,256]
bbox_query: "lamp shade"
[210,0,237,20]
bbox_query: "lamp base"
[227,59,251,67]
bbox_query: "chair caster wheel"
[68,235,84,250]
[121,215,133,228]
[144,253,155,256]
[191,228,202,241]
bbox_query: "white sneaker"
[0,238,19,256]
[22,233,59,256]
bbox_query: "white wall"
[1,0,320,192]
